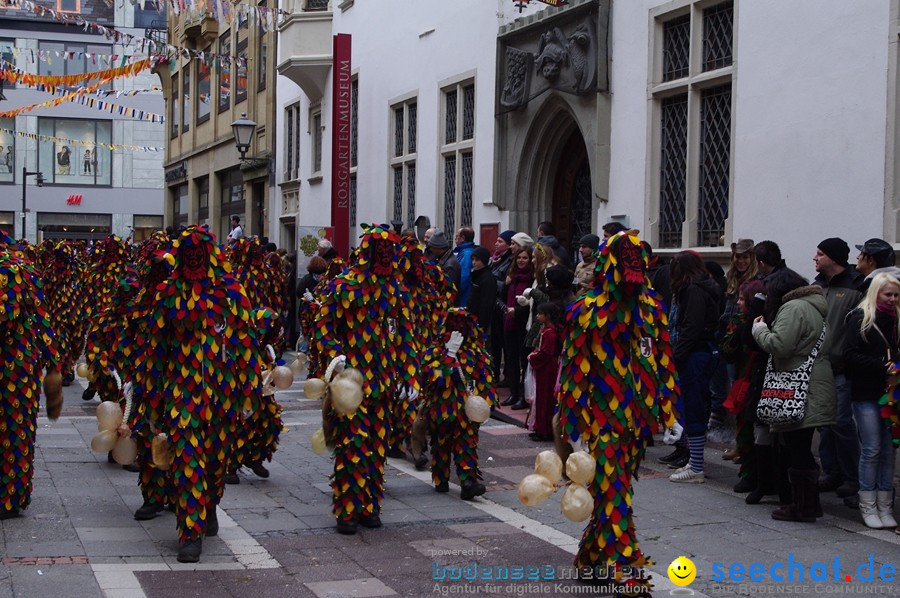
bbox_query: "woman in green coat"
[752,268,836,523]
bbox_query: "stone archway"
[511,94,592,253]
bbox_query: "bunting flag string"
[0,77,114,117]
[72,94,165,122]
[4,0,277,65]
[0,128,162,152]
[0,57,154,89]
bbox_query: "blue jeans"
[679,351,714,437]
[852,401,896,492]
[818,373,859,485]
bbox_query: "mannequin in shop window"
[83,150,93,174]
[57,145,71,175]
[4,146,12,174]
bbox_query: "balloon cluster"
[75,362,97,383]
[89,374,137,465]
[517,450,595,522]
[305,356,363,455]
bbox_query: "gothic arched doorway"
[551,130,592,261]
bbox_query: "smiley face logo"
[667,556,696,586]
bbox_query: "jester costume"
[313,224,415,534]
[228,306,284,482]
[129,226,261,562]
[0,239,62,519]
[42,241,89,384]
[128,233,176,516]
[556,231,680,590]
[81,235,134,401]
[419,308,495,499]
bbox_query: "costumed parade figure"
[128,225,261,562]
[42,241,88,386]
[313,224,415,534]
[418,308,495,499]
[226,306,285,483]
[556,231,682,592]
[0,233,63,520]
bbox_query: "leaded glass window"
[444,156,457,235]
[697,84,731,247]
[662,14,690,82]
[462,84,475,140]
[460,153,473,227]
[389,98,417,229]
[702,1,733,72]
[445,89,457,144]
[659,94,688,248]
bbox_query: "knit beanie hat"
[511,232,535,250]
[498,230,516,245]
[579,234,600,251]
[817,237,850,268]
[428,229,450,250]
[472,246,491,265]
[546,265,575,290]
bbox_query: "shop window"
[0,116,14,183]
[38,118,111,186]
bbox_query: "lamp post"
[231,113,271,237]
[21,167,44,242]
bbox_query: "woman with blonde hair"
[843,272,900,529]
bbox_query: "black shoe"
[177,539,202,563]
[82,387,96,401]
[386,446,406,459]
[336,519,358,535]
[107,451,116,464]
[667,453,690,469]
[745,489,766,505]
[205,510,219,537]
[501,396,517,407]
[836,482,858,498]
[0,508,20,521]
[658,446,687,465]
[460,479,486,501]
[134,501,164,521]
[224,472,240,485]
[122,463,140,473]
[359,513,382,529]
[414,454,429,471]
[435,482,449,493]
[733,477,755,493]
[818,476,841,493]
[249,461,270,479]
[510,399,529,411]
[843,495,859,510]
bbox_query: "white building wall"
[276,0,545,248]
[608,0,892,279]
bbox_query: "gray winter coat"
[751,286,836,432]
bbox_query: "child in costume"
[556,230,682,592]
[0,239,63,520]
[418,308,496,499]
[313,224,415,535]
[128,226,261,563]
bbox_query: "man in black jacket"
[813,237,863,502]
[467,247,498,342]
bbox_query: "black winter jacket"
[673,277,722,365]
[843,308,898,402]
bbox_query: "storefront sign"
[331,33,352,259]
[165,161,187,183]
[66,194,83,205]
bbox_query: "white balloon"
[304,378,327,400]
[271,365,294,390]
[464,395,491,423]
[565,451,597,486]
[96,401,123,430]
[90,429,117,453]
[112,436,138,465]
[517,474,556,507]
[311,428,327,455]
[561,483,594,522]
[330,378,363,414]
[535,450,563,485]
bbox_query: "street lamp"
[231,113,269,169]
[21,167,44,241]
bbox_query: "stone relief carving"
[499,11,599,111]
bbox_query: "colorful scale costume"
[128,233,175,511]
[0,241,61,518]
[231,307,284,473]
[313,224,415,527]
[556,231,680,590]
[130,226,261,558]
[42,241,88,381]
[419,308,496,492]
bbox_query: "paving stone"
[305,577,397,597]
